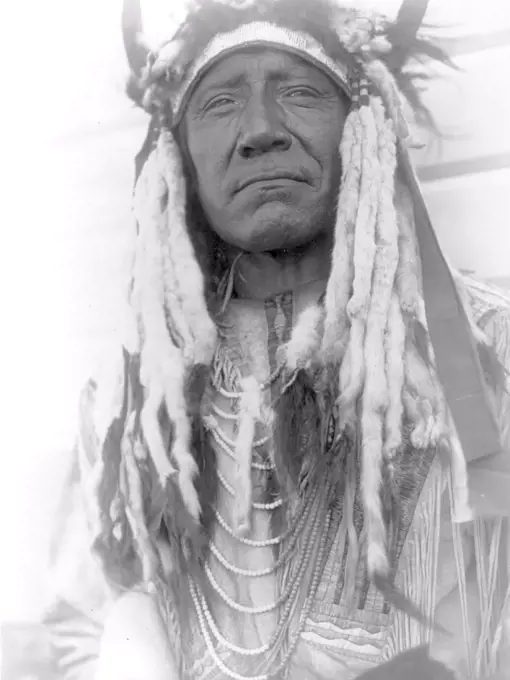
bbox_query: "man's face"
[181,48,348,252]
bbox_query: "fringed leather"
[385,462,444,657]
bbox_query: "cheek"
[186,134,228,204]
[330,146,343,186]
[323,118,345,159]
[324,125,345,186]
[313,143,342,195]
[301,118,345,179]
[189,152,223,211]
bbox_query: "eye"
[203,95,238,112]
[284,86,321,99]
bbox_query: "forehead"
[190,47,339,95]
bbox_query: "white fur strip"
[362,99,398,419]
[361,403,389,577]
[157,131,217,366]
[140,387,177,483]
[359,97,398,579]
[404,339,445,449]
[395,183,420,316]
[346,100,381,320]
[284,303,324,371]
[123,448,158,583]
[134,144,202,520]
[384,293,406,458]
[139,244,199,516]
[445,411,473,524]
[322,109,361,361]
[136,173,180,485]
[364,60,411,141]
[136,150,196,363]
[234,376,261,534]
[340,100,382,409]
[338,319,365,412]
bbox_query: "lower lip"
[241,178,302,192]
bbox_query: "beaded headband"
[154,22,353,123]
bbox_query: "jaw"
[217,190,332,254]
[244,205,311,252]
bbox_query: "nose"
[237,95,292,159]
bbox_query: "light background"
[1,0,509,624]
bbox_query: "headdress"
[80,0,508,626]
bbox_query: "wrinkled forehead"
[186,46,346,108]
[166,21,352,125]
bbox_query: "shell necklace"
[189,375,332,680]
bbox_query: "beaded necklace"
[189,371,333,680]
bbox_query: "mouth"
[235,173,307,194]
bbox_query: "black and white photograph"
[3,1,510,678]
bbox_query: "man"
[45,0,510,678]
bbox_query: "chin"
[233,204,326,252]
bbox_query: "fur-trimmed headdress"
[81,0,508,621]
